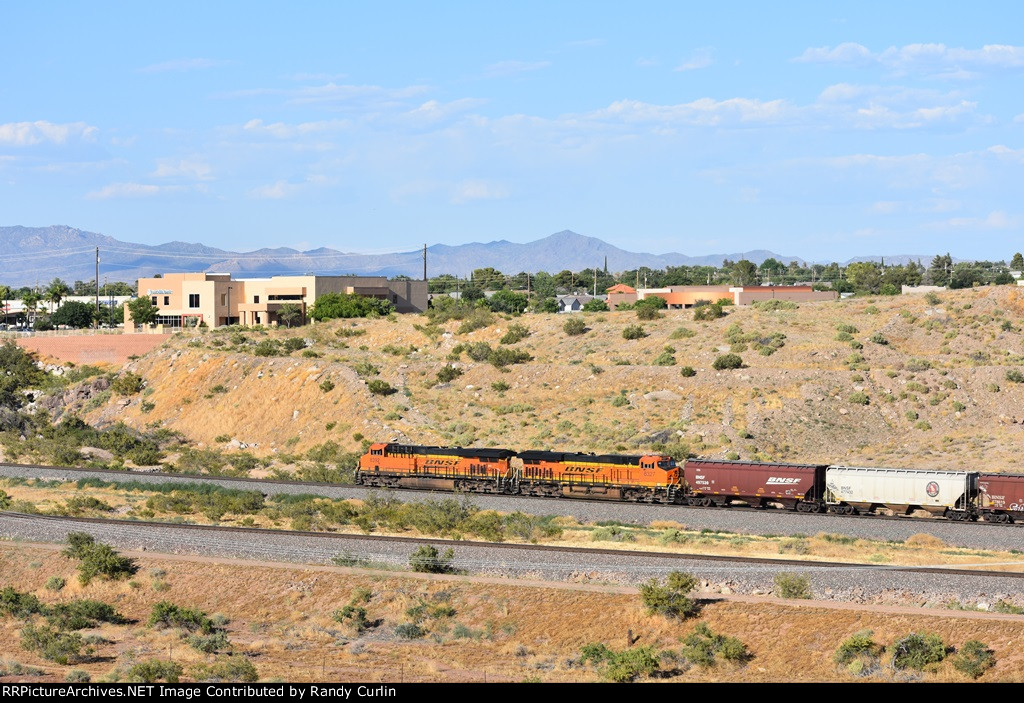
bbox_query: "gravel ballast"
[2,463,1021,551]
[3,512,1023,608]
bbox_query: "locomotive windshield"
[658,460,676,469]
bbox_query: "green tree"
[51,301,95,329]
[929,253,953,286]
[485,289,529,314]
[730,259,758,286]
[127,296,158,326]
[1011,252,1024,270]
[277,303,302,328]
[45,278,72,313]
[845,262,881,294]
[582,299,608,312]
[471,267,505,290]
[309,293,394,320]
[639,571,699,619]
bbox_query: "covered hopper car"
[683,459,827,512]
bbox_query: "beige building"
[127,273,427,328]
[607,284,837,310]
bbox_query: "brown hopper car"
[683,459,828,511]
[977,473,1024,523]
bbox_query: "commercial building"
[606,284,836,310]
[127,273,427,328]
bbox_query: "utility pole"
[95,247,100,329]
[593,268,597,297]
[422,243,427,281]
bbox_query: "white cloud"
[451,179,509,204]
[635,57,660,68]
[151,158,213,180]
[935,210,1019,230]
[674,48,714,72]
[85,182,180,199]
[242,118,351,138]
[797,42,1024,77]
[0,121,98,146]
[138,58,229,73]
[248,180,298,200]
[483,60,551,78]
[406,98,487,123]
[587,97,791,125]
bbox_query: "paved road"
[1,462,1019,550]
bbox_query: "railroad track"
[3,511,1023,580]
[2,460,1022,530]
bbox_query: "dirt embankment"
[47,286,1024,469]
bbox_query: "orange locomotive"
[358,443,517,493]
[518,450,680,502]
[358,443,681,502]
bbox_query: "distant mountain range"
[0,225,939,288]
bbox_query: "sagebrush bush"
[712,353,743,370]
[953,640,995,679]
[890,632,947,671]
[638,571,699,619]
[773,572,811,599]
[622,325,647,340]
[562,317,586,336]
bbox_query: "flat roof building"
[127,273,427,328]
[607,284,837,310]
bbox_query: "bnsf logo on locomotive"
[926,481,940,497]
[766,477,800,485]
[565,465,601,474]
[424,458,459,467]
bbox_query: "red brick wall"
[16,334,171,365]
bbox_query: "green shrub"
[679,623,751,668]
[693,303,725,321]
[409,545,458,574]
[191,655,258,683]
[773,572,811,599]
[579,643,661,682]
[638,571,699,620]
[252,340,281,357]
[636,305,661,321]
[500,324,530,344]
[111,373,144,395]
[319,379,335,393]
[670,327,696,339]
[491,381,511,392]
[611,393,629,407]
[834,629,884,672]
[563,317,587,336]
[352,361,379,377]
[869,333,889,345]
[47,599,125,630]
[848,392,870,405]
[488,347,532,368]
[953,640,995,679]
[125,660,183,683]
[394,622,425,639]
[622,325,647,340]
[283,337,306,352]
[0,587,46,618]
[465,341,493,362]
[652,349,676,366]
[890,632,947,671]
[45,576,66,592]
[61,533,138,585]
[148,601,215,634]
[752,299,798,311]
[65,670,91,683]
[187,631,232,654]
[20,624,84,665]
[367,380,397,396]
[924,292,941,305]
[712,353,743,370]
[436,365,463,384]
[1006,369,1024,384]
[680,366,696,377]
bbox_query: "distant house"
[557,294,596,313]
[605,283,636,295]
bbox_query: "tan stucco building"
[607,284,837,310]
[127,273,427,328]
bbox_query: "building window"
[151,296,158,305]
[220,294,226,306]
[163,296,169,306]
[253,295,260,304]
[188,294,200,308]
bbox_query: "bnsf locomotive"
[358,443,1024,523]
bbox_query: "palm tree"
[22,291,40,325]
[45,278,71,313]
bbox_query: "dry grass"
[1,543,1023,683]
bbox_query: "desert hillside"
[68,286,1024,471]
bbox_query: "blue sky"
[2,1,1024,262]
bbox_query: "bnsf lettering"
[766,477,800,485]
[565,466,602,474]
[423,459,459,467]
